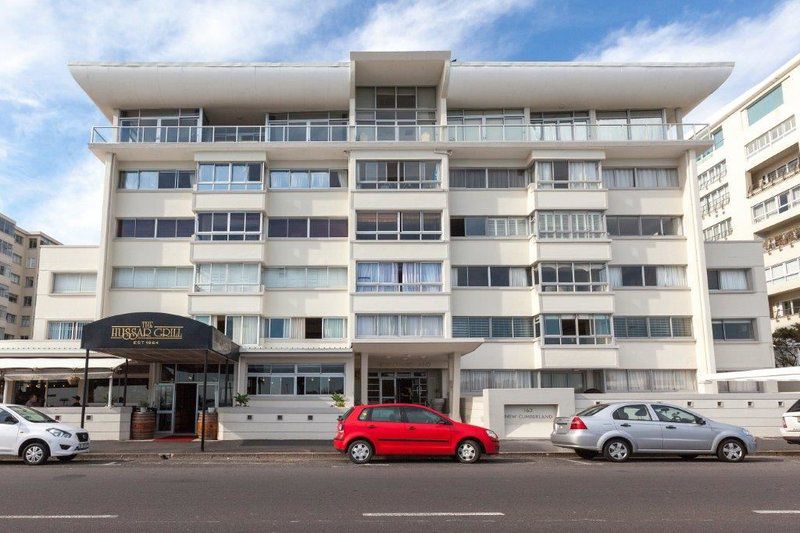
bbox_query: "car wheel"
[57,454,77,463]
[22,442,50,466]
[456,439,482,464]
[717,438,746,463]
[603,438,631,463]
[680,455,699,460]
[347,439,373,464]
[574,449,598,460]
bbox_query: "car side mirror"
[337,415,343,422]
[697,419,706,425]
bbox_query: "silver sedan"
[550,402,756,462]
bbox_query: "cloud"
[577,0,800,122]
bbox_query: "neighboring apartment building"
[0,212,60,340]
[0,51,782,439]
[696,53,800,331]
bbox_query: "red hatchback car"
[333,403,500,464]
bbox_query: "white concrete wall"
[217,407,342,440]
[39,407,132,441]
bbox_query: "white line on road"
[0,515,118,519]
[363,512,504,517]
[753,510,800,514]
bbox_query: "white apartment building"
[0,51,784,440]
[696,53,800,331]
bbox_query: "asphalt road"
[0,455,799,532]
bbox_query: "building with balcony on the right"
[696,53,800,332]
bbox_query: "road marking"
[753,510,800,514]
[363,512,504,517]
[0,515,118,519]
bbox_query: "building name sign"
[110,321,183,345]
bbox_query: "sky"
[1,0,799,244]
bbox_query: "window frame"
[356,211,442,241]
[196,162,264,192]
[195,212,263,241]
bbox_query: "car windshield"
[576,404,608,417]
[788,399,800,413]
[8,405,55,423]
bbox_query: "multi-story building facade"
[0,212,60,340]
[0,51,782,439]
[696,53,800,331]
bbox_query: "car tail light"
[337,421,344,432]
[569,417,588,430]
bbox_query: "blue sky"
[1,0,799,244]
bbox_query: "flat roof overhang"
[352,339,483,358]
[81,312,239,365]
[703,367,800,382]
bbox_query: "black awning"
[81,312,239,364]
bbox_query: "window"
[745,116,796,157]
[363,406,403,422]
[712,319,755,340]
[746,84,783,125]
[111,267,193,289]
[534,211,605,239]
[356,86,436,141]
[267,111,348,142]
[47,321,89,340]
[357,262,442,292]
[4,313,16,324]
[766,257,800,287]
[223,316,260,345]
[461,370,535,394]
[707,269,749,291]
[541,314,612,345]
[613,316,692,338]
[26,257,36,268]
[450,217,528,238]
[534,263,607,292]
[196,212,262,241]
[452,266,531,288]
[698,160,727,190]
[403,407,445,424]
[452,317,537,338]
[52,273,96,293]
[24,277,34,288]
[12,254,21,265]
[596,110,664,141]
[751,183,800,223]
[700,185,730,216]
[0,217,13,236]
[652,404,702,424]
[752,156,800,193]
[14,235,23,245]
[260,317,346,340]
[530,111,590,141]
[0,241,11,258]
[22,296,32,307]
[356,161,440,189]
[609,265,686,288]
[605,370,696,392]
[117,218,194,239]
[267,218,347,238]
[8,273,19,285]
[447,109,525,141]
[269,169,347,189]
[357,212,441,240]
[535,161,601,190]
[703,218,732,241]
[246,363,345,396]
[264,267,347,289]
[774,298,800,318]
[449,168,528,189]
[119,169,194,190]
[119,108,200,143]
[612,405,652,421]
[606,216,682,237]
[28,238,37,249]
[356,314,443,337]
[195,264,261,293]
[197,163,263,191]
[602,168,678,189]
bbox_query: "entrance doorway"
[174,384,197,434]
[368,371,429,405]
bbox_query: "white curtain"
[657,266,686,287]
[240,316,259,345]
[323,318,345,339]
[286,268,306,288]
[306,267,327,288]
[328,268,347,288]
[290,317,305,339]
[133,268,155,290]
[356,316,376,337]
[419,263,441,291]
[461,370,491,393]
[420,316,443,336]
[377,315,398,336]
[602,168,634,189]
[723,380,760,393]
[378,263,397,291]
[402,263,420,290]
[112,268,134,288]
[626,370,649,392]
[608,267,623,288]
[536,162,553,186]
[356,263,379,291]
[176,268,193,288]
[264,268,285,288]
[635,168,659,188]
[509,267,528,287]
[492,370,532,388]
[604,370,628,392]
[720,269,748,290]
[53,273,81,293]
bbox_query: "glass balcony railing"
[90,123,708,144]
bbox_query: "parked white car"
[781,399,800,445]
[0,404,90,465]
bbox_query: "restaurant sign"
[110,321,184,345]
[81,312,218,352]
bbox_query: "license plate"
[76,443,89,450]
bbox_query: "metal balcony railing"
[90,123,709,144]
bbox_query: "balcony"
[90,123,708,145]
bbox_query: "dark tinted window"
[788,400,800,413]
[369,407,402,422]
[403,407,444,424]
[0,409,17,424]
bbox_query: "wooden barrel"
[196,411,219,440]
[130,410,156,440]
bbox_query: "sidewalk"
[80,437,799,459]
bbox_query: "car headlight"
[47,428,72,439]
[486,429,499,440]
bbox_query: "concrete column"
[236,359,247,395]
[3,380,12,403]
[360,353,369,405]
[345,356,355,406]
[449,353,461,422]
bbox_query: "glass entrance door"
[367,372,429,404]
[156,383,174,433]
